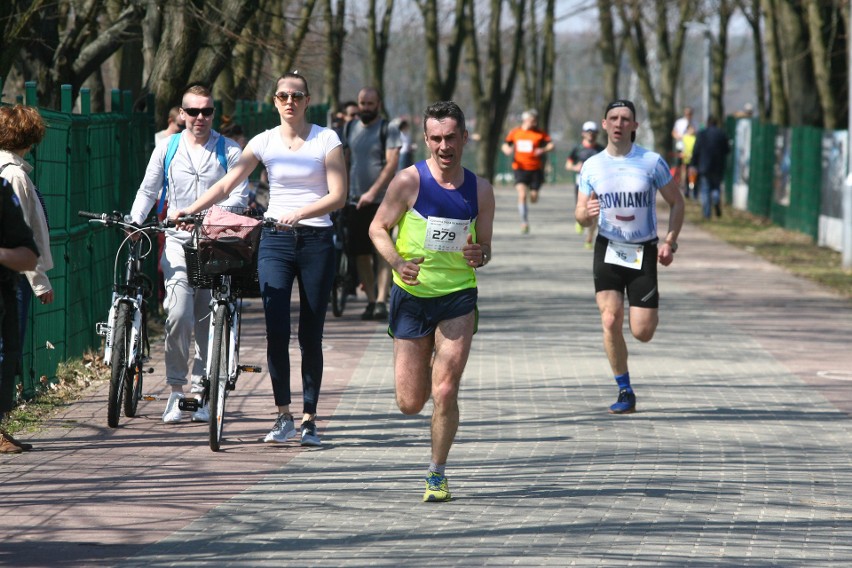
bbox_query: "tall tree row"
[732,0,846,127]
[4,0,849,174]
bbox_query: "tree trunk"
[367,0,394,96]
[521,1,539,108]
[146,2,203,122]
[223,1,275,110]
[738,0,767,120]
[596,0,619,104]
[189,0,258,89]
[141,0,162,88]
[417,0,468,103]
[107,0,144,100]
[21,0,145,109]
[273,0,318,84]
[323,0,347,112]
[0,0,48,84]
[762,0,789,124]
[776,0,821,126]
[617,0,695,156]
[803,0,840,129]
[520,0,555,130]
[466,0,526,182]
[710,0,733,121]
[539,0,555,130]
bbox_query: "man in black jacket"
[0,177,39,453]
[691,116,730,219]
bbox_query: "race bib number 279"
[424,216,470,252]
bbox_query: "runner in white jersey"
[575,99,684,415]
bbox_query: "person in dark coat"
[691,116,730,219]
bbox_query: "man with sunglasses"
[129,84,249,425]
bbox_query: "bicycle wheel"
[123,307,146,418]
[107,303,132,428]
[208,303,230,451]
[331,251,348,317]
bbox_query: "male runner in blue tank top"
[369,101,495,502]
[575,99,684,415]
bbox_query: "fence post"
[61,85,73,113]
[25,81,38,106]
[80,88,91,115]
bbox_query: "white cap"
[582,121,598,132]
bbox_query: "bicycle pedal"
[142,395,159,401]
[238,365,262,373]
[95,322,110,336]
[178,398,200,412]
[226,380,237,391]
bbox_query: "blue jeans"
[257,226,335,415]
[699,176,721,219]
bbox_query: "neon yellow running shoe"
[423,472,451,502]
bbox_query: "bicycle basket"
[197,205,262,276]
[183,244,217,289]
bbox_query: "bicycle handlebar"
[79,210,285,232]
[78,211,197,231]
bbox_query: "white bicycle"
[80,211,166,428]
[180,209,274,451]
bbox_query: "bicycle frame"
[81,210,162,428]
[178,208,271,450]
[102,238,146,368]
[204,276,242,392]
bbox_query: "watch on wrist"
[669,242,678,253]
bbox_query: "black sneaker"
[609,388,636,414]
[373,302,388,321]
[360,303,375,320]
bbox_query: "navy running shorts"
[388,284,478,339]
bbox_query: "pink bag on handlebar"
[198,205,262,275]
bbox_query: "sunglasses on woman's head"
[275,91,307,103]
[182,107,214,117]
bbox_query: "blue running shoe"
[609,388,636,414]
[423,472,451,502]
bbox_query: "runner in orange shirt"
[501,109,554,233]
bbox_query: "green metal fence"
[738,119,825,242]
[2,81,326,400]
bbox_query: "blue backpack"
[157,133,228,215]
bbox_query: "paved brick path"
[2,183,851,567]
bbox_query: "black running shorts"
[592,235,659,309]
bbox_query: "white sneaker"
[263,414,296,443]
[162,392,184,423]
[191,403,210,423]
[300,420,322,447]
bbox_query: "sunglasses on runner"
[274,91,307,103]
[182,107,214,117]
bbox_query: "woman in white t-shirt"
[173,72,347,447]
